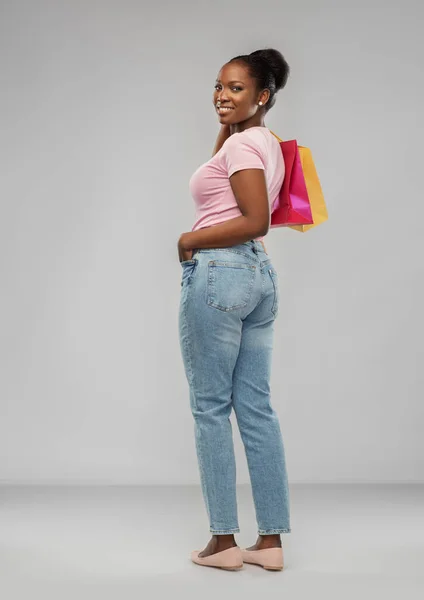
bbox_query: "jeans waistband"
[238,240,267,255]
[193,240,267,257]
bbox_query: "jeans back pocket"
[207,260,256,312]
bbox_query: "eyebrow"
[215,80,245,85]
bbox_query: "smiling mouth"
[217,107,234,113]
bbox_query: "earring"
[259,101,263,106]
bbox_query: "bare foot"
[198,534,238,558]
[246,534,282,551]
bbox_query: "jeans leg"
[232,289,291,535]
[179,256,243,534]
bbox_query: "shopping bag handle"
[269,129,283,142]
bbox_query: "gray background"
[1,0,422,485]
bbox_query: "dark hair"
[228,48,290,112]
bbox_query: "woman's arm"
[179,215,265,252]
[179,168,269,251]
[212,124,231,156]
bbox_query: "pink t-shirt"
[189,126,285,242]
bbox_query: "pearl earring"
[259,102,263,106]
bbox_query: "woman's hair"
[228,48,290,112]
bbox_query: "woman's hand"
[178,233,194,262]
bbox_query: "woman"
[178,48,291,571]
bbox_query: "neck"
[231,116,266,134]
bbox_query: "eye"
[214,85,243,92]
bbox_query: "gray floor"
[0,484,423,599]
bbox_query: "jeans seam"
[180,291,196,405]
[268,269,279,317]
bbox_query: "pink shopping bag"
[270,138,314,228]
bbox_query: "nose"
[216,90,229,103]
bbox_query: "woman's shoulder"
[222,127,269,151]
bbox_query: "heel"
[241,546,284,571]
[221,564,244,571]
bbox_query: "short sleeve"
[222,133,266,178]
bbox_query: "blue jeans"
[178,240,291,535]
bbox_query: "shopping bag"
[270,131,328,232]
[270,138,313,227]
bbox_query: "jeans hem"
[210,528,240,534]
[258,528,291,535]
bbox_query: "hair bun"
[249,48,290,91]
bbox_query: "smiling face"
[213,61,269,130]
